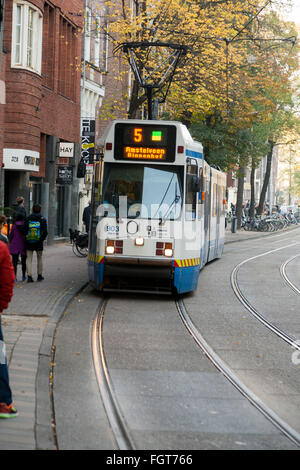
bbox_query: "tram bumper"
[103,257,174,293]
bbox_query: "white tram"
[88,120,226,294]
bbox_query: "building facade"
[78,0,105,230]
[78,0,129,230]
[0,0,83,242]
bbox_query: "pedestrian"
[0,239,18,418]
[0,214,8,244]
[231,202,236,216]
[82,201,92,233]
[9,213,27,282]
[23,204,48,283]
[15,196,26,221]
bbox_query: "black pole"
[146,86,153,120]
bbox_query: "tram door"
[202,162,210,266]
[89,159,104,288]
[208,169,218,261]
[185,158,199,261]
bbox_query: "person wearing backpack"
[23,204,48,283]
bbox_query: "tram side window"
[92,160,104,203]
[223,186,226,215]
[217,185,221,222]
[199,167,204,204]
[212,183,217,217]
[185,162,197,220]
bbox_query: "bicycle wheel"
[72,242,85,257]
[76,244,88,257]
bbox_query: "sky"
[284,1,300,24]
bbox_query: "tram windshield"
[102,163,183,220]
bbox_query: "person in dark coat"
[9,213,27,282]
[82,201,92,233]
[23,204,48,283]
[15,196,26,221]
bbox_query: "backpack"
[26,220,41,243]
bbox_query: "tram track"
[91,291,300,450]
[280,254,300,296]
[231,241,300,351]
[175,298,300,448]
[91,299,135,450]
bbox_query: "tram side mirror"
[77,159,86,178]
[191,175,201,193]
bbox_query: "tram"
[87,120,226,294]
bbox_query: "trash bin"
[231,216,237,233]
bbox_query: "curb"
[35,281,89,450]
[224,224,300,245]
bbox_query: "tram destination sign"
[114,123,176,162]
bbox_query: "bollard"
[231,216,237,233]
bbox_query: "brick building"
[78,0,129,229]
[0,0,83,242]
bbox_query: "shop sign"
[57,166,73,184]
[3,149,40,172]
[81,119,95,164]
[59,143,74,158]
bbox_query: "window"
[103,26,108,71]
[42,3,55,89]
[198,167,204,204]
[102,163,183,220]
[12,1,43,73]
[212,183,217,217]
[58,15,77,100]
[84,7,91,62]
[185,159,198,220]
[94,16,100,67]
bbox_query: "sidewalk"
[224,223,299,244]
[0,243,87,450]
[0,226,299,449]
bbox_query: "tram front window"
[102,163,183,220]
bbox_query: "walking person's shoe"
[37,275,44,281]
[27,276,34,283]
[22,275,27,281]
[0,402,18,419]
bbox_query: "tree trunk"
[236,166,245,229]
[249,161,256,219]
[256,140,274,216]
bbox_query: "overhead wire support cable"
[114,41,188,119]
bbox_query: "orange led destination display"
[114,123,176,162]
[124,146,166,160]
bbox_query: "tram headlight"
[164,243,173,257]
[105,239,123,255]
[135,237,144,246]
[105,239,115,254]
[156,242,173,257]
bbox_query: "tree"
[102,0,265,119]
[98,0,299,232]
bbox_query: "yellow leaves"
[101,0,297,122]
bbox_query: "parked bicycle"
[243,213,297,232]
[69,229,88,257]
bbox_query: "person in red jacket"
[0,240,18,418]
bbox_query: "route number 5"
[134,128,143,142]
